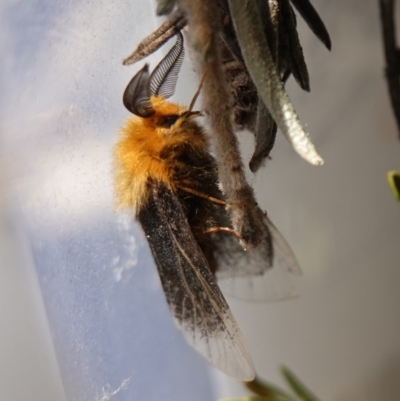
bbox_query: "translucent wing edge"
[266,216,302,276]
[171,236,255,379]
[139,182,255,380]
[216,216,301,301]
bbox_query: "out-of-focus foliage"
[220,366,322,401]
[387,171,400,203]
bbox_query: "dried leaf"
[156,0,176,16]
[123,10,186,65]
[228,0,324,166]
[290,0,331,50]
[279,0,310,91]
[249,98,277,172]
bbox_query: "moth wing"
[138,182,255,380]
[265,216,302,275]
[215,214,301,301]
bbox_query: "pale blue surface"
[0,0,215,400]
[28,218,214,401]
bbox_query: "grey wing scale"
[138,182,255,380]
[215,213,301,301]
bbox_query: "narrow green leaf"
[220,396,289,401]
[387,171,400,203]
[245,376,297,401]
[281,366,322,401]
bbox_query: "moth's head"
[123,32,187,124]
[123,32,203,136]
[148,95,186,130]
[152,96,202,131]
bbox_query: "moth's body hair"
[115,95,215,213]
[116,32,231,272]
[115,94,233,276]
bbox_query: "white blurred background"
[1,1,400,400]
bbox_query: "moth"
[114,32,301,380]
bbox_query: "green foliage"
[280,367,321,401]
[387,171,400,203]
[220,367,321,401]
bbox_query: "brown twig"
[177,0,267,249]
[123,10,186,65]
[379,0,400,138]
